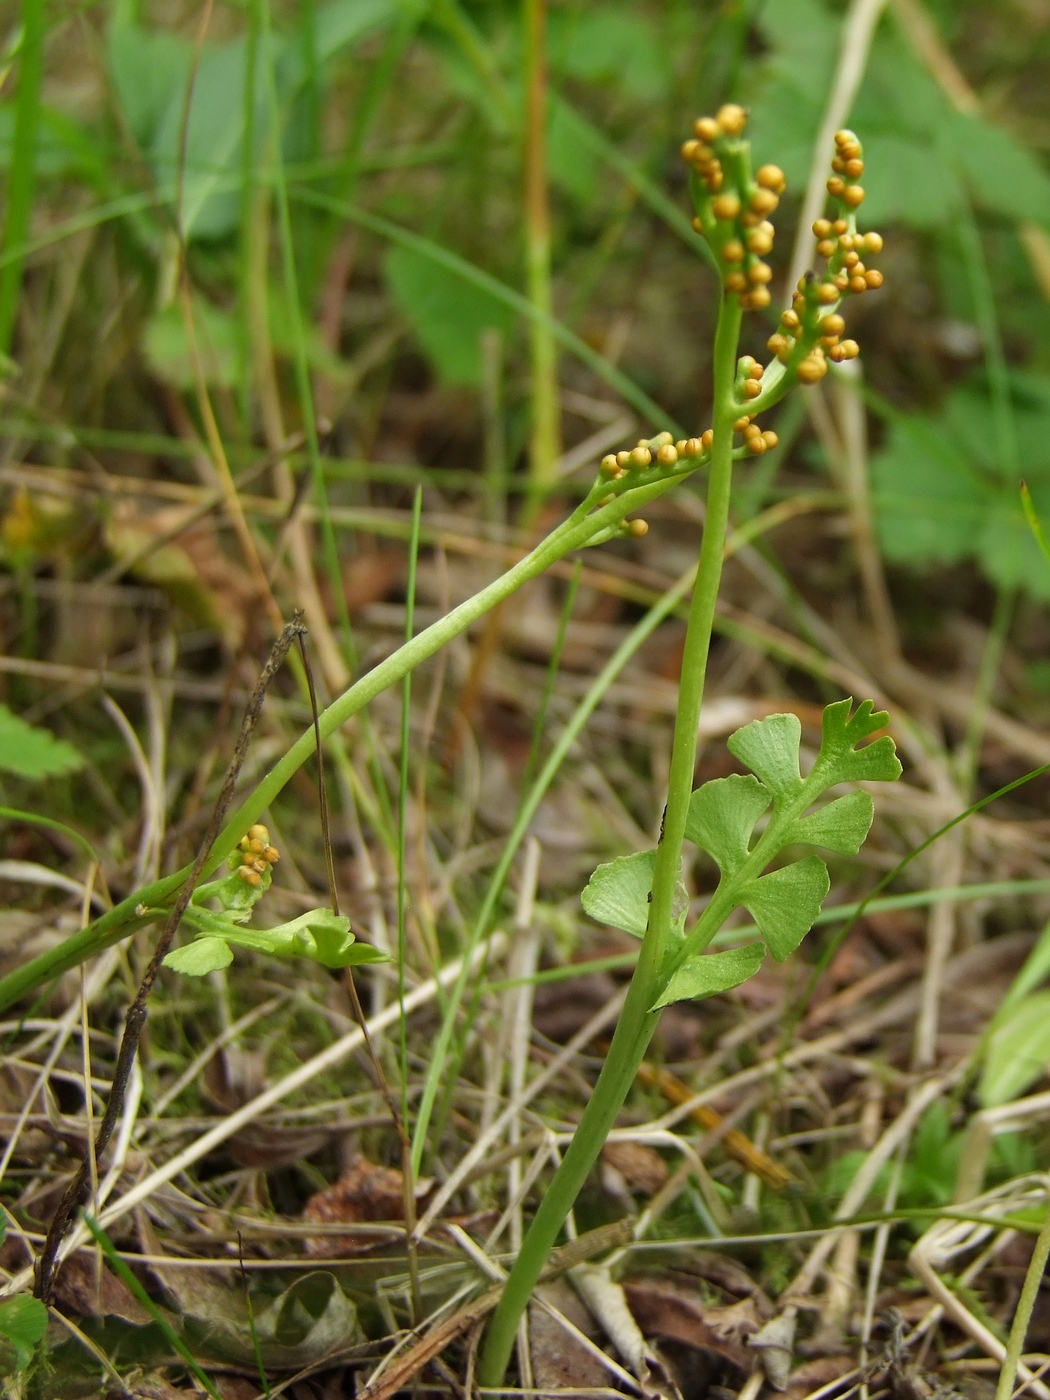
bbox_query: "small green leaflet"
[652,942,764,1010]
[685,773,770,875]
[163,937,234,977]
[736,856,830,962]
[580,849,687,939]
[0,703,82,780]
[0,1293,48,1373]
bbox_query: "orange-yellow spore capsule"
[865,268,884,289]
[744,378,762,398]
[716,103,747,134]
[712,192,741,221]
[756,164,786,193]
[722,239,746,263]
[748,261,773,284]
[813,218,832,238]
[849,273,868,293]
[628,519,649,538]
[657,444,678,466]
[817,282,839,304]
[816,238,836,258]
[725,270,748,293]
[863,231,883,254]
[762,430,779,450]
[700,429,714,449]
[600,454,619,475]
[695,116,720,143]
[749,188,779,216]
[827,176,846,198]
[686,436,704,456]
[630,446,652,468]
[744,286,771,309]
[249,824,269,842]
[746,434,767,455]
[263,846,279,864]
[822,313,846,336]
[733,415,751,432]
[845,158,864,178]
[238,867,262,886]
[842,185,865,207]
[797,355,827,384]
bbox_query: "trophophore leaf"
[163,937,234,977]
[651,942,765,1010]
[812,698,902,786]
[581,850,688,940]
[785,790,874,855]
[738,856,830,961]
[727,712,803,801]
[581,850,656,938]
[685,773,770,875]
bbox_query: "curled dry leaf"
[602,1140,670,1195]
[303,1154,432,1258]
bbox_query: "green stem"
[0,471,690,1014]
[477,292,743,1389]
[0,0,45,355]
[995,1198,1050,1400]
[523,0,560,501]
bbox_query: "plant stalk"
[477,292,743,1388]
[995,1196,1050,1400]
[0,467,695,1014]
[523,0,560,501]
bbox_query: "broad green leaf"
[858,135,961,230]
[738,856,829,961]
[652,942,765,1010]
[108,23,193,150]
[727,713,802,801]
[978,992,1050,1107]
[746,0,836,185]
[0,1293,48,1373]
[163,937,234,976]
[685,774,770,875]
[554,9,670,101]
[0,703,83,780]
[813,699,902,787]
[582,850,655,938]
[786,791,874,855]
[145,296,239,389]
[385,243,513,386]
[947,111,1050,226]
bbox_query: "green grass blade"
[398,487,423,1134]
[0,0,46,353]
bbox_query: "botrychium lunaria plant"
[477,107,898,1386]
[0,103,899,1391]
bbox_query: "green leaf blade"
[581,850,656,939]
[814,698,902,786]
[0,703,83,780]
[685,774,770,875]
[786,791,874,855]
[652,942,765,1010]
[0,1292,48,1372]
[163,937,234,976]
[726,713,803,801]
[739,856,830,962]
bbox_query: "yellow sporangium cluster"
[597,430,709,538]
[682,104,785,312]
[236,823,280,887]
[765,130,884,384]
